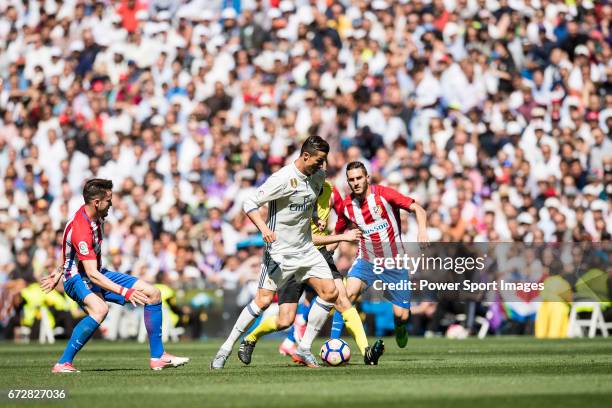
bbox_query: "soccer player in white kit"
[211,136,338,368]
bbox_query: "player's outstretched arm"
[378,184,430,247]
[409,202,430,248]
[82,260,149,306]
[312,228,361,246]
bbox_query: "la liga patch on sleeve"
[78,241,89,255]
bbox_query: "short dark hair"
[83,178,113,203]
[346,161,368,175]
[300,136,329,156]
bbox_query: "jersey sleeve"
[378,185,415,211]
[333,198,350,234]
[243,173,289,213]
[70,220,96,261]
[331,186,344,215]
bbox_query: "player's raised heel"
[238,340,256,365]
[210,350,230,370]
[364,339,385,365]
[52,362,80,373]
[292,347,320,368]
[150,352,190,370]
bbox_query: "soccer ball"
[320,339,351,366]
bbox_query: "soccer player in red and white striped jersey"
[334,161,429,348]
[42,178,189,372]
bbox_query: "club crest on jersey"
[78,241,89,255]
[373,205,382,215]
[290,178,298,189]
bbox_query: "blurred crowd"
[0,0,611,339]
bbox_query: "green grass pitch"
[1,337,611,408]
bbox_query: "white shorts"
[258,246,333,292]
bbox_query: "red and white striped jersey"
[335,185,414,262]
[331,185,344,215]
[61,205,103,280]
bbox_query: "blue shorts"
[63,269,138,311]
[348,258,411,309]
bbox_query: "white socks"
[299,298,334,351]
[220,300,262,353]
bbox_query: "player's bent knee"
[254,298,271,310]
[85,294,108,321]
[91,303,108,322]
[321,287,339,303]
[332,290,339,303]
[98,303,109,317]
[255,291,274,309]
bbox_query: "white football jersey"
[243,163,325,255]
